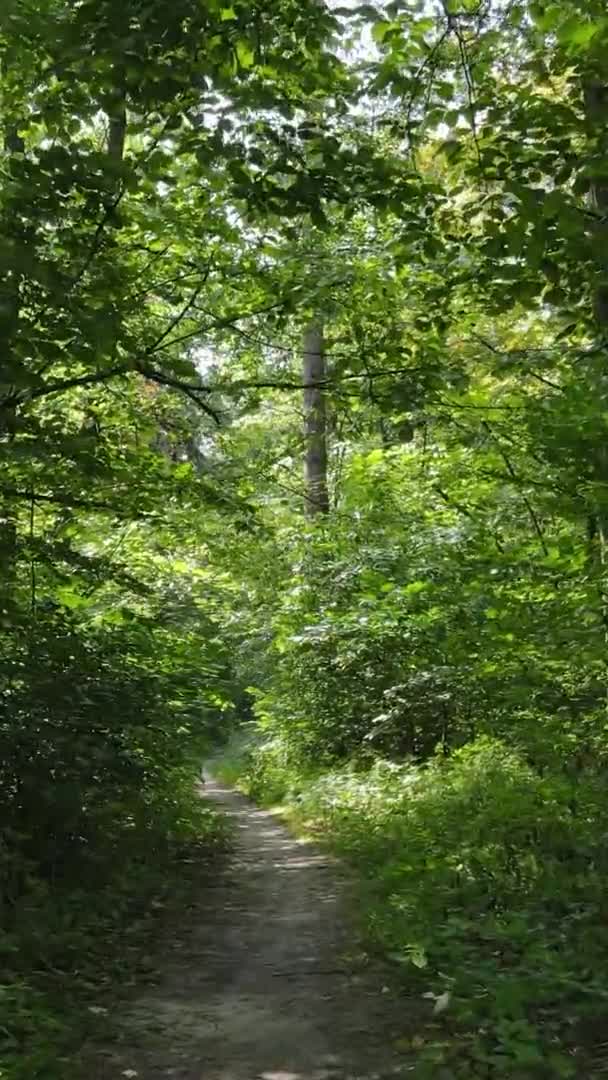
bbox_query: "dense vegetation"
[3,0,608,1075]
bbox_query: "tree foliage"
[3,0,608,1075]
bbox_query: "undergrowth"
[0,762,228,1080]
[219,734,608,1079]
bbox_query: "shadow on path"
[91,777,414,1080]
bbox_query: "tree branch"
[481,420,549,556]
[0,486,118,512]
[434,484,505,553]
[1,364,131,410]
[145,273,210,354]
[136,363,221,424]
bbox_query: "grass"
[215,733,608,1079]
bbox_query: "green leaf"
[557,16,602,50]
[436,81,455,101]
[372,21,398,43]
[235,39,255,68]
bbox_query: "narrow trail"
[93,778,413,1080]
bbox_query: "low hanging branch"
[481,420,549,557]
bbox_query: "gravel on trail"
[91,776,414,1080]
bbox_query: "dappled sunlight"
[7,2,607,1076]
[92,778,409,1080]
[258,1071,302,1080]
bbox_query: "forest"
[2,0,608,1076]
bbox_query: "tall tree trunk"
[303,321,329,516]
[107,82,126,164]
[0,66,24,600]
[584,75,608,688]
[584,79,608,325]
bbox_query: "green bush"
[244,736,608,1077]
[0,785,226,1080]
[0,604,231,1079]
[215,730,320,805]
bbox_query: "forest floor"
[88,776,415,1080]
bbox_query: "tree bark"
[583,75,608,687]
[303,321,329,516]
[107,86,126,164]
[584,79,608,325]
[0,68,23,599]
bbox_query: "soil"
[90,776,414,1080]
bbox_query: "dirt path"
[92,777,412,1080]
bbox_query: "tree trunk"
[107,84,126,164]
[303,321,329,516]
[584,76,608,687]
[584,79,608,324]
[0,74,24,600]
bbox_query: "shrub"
[248,737,608,1077]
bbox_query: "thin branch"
[25,115,176,336]
[528,370,564,392]
[434,483,504,552]
[469,332,565,392]
[1,364,130,410]
[0,486,119,512]
[436,396,526,411]
[482,420,549,555]
[127,264,198,302]
[404,26,452,159]
[67,190,125,296]
[151,298,289,355]
[145,273,210,354]
[454,20,483,174]
[136,363,221,425]
[213,366,426,393]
